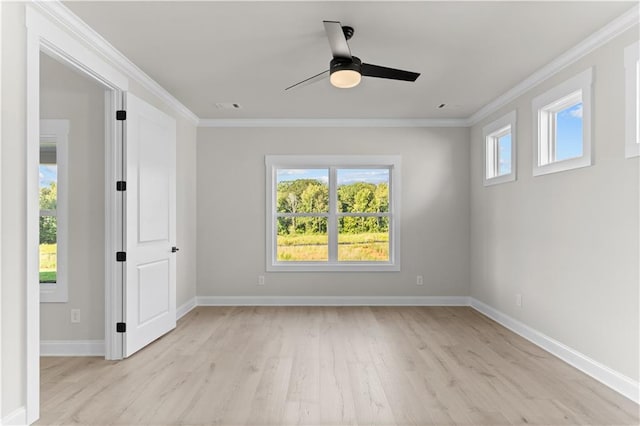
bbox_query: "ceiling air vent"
[215,103,242,110]
[435,103,462,110]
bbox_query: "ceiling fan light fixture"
[329,56,362,89]
[330,69,361,88]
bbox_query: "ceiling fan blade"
[361,63,420,82]
[323,21,352,59]
[285,69,330,91]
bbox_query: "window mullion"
[328,167,337,262]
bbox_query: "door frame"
[25,5,129,424]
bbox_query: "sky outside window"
[337,168,389,186]
[277,168,328,183]
[40,164,57,189]
[497,134,512,175]
[556,102,583,161]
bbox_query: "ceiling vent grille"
[215,103,242,110]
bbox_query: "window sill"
[267,262,400,272]
[533,155,592,177]
[483,173,516,186]
[625,144,640,159]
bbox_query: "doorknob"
[171,246,180,253]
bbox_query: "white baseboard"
[469,298,640,404]
[40,340,104,356]
[196,295,470,306]
[2,406,27,426]
[176,297,197,320]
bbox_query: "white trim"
[31,1,198,125]
[265,155,401,272]
[624,40,640,158]
[469,298,640,404]
[39,119,69,303]
[468,5,639,126]
[1,407,27,426]
[482,111,517,186]
[103,91,124,361]
[176,297,197,320]
[40,340,105,357]
[198,118,470,128]
[0,2,3,419]
[26,19,42,426]
[26,6,128,92]
[532,68,593,176]
[196,296,470,306]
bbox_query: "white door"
[124,93,177,357]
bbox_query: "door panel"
[125,93,176,357]
[138,120,170,242]
[138,260,169,324]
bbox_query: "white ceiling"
[64,1,635,120]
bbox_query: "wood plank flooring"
[38,306,639,425]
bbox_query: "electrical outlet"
[70,309,81,323]
[416,275,424,286]
[258,275,265,286]
[516,294,522,307]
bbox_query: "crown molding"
[198,118,471,128]
[467,4,639,127]
[32,0,199,125]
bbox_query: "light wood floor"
[39,306,639,425]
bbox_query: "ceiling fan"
[286,20,420,91]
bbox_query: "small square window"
[625,41,639,158]
[532,68,592,176]
[483,111,516,186]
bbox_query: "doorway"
[38,52,107,356]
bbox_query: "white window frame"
[39,119,69,303]
[265,155,401,272]
[625,41,639,158]
[483,110,517,186]
[532,68,593,176]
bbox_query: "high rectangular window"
[532,68,592,176]
[625,41,639,158]
[483,111,517,186]
[266,156,400,271]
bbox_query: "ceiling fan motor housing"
[330,56,362,75]
[329,56,362,88]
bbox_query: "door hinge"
[116,110,126,121]
[116,181,126,191]
[116,252,126,262]
[116,322,126,333]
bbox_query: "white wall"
[0,2,198,418]
[196,127,470,298]
[470,26,639,382]
[39,52,105,341]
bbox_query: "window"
[40,119,68,303]
[483,111,517,186]
[266,155,401,271]
[532,68,592,176]
[625,41,639,158]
